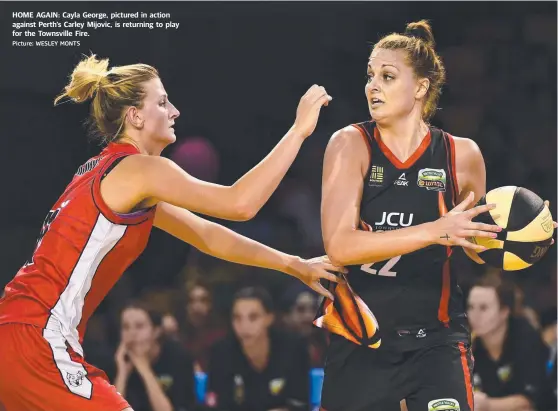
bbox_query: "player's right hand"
[287,255,346,300]
[430,191,502,251]
[291,84,332,139]
[115,341,133,375]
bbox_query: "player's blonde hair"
[54,54,159,143]
[374,20,446,122]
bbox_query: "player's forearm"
[325,222,436,266]
[230,128,305,218]
[203,220,300,276]
[138,366,174,411]
[114,371,129,399]
[486,395,533,411]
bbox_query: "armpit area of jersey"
[313,274,381,349]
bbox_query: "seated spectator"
[281,282,328,367]
[115,301,196,411]
[206,286,310,411]
[179,278,226,372]
[540,306,557,411]
[467,275,550,411]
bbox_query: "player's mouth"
[370,98,384,107]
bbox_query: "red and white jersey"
[0,142,156,356]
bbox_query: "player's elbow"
[324,235,350,266]
[232,201,258,221]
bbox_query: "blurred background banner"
[0,2,556,410]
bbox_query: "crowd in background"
[0,3,556,411]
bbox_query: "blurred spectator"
[280,282,328,367]
[177,278,226,372]
[467,275,551,411]
[114,301,196,411]
[206,286,310,411]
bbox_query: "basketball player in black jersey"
[315,20,506,411]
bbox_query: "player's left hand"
[127,342,152,373]
[473,391,490,411]
[286,255,346,300]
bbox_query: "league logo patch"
[428,398,460,410]
[417,168,446,192]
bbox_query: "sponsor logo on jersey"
[374,212,414,229]
[428,398,460,410]
[416,328,426,338]
[368,165,384,187]
[417,168,446,192]
[394,172,409,187]
[75,157,102,176]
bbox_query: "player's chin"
[161,130,177,144]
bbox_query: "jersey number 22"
[361,255,401,277]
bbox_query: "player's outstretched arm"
[321,128,502,267]
[154,202,344,299]
[133,85,331,221]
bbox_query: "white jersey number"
[360,255,401,277]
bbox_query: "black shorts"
[320,334,474,411]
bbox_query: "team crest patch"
[497,365,512,383]
[428,398,460,410]
[269,378,285,395]
[66,371,85,387]
[417,168,446,192]
[158,374,174,391]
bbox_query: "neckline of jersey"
[373,125,432,170]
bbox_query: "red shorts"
[0,323,130,411]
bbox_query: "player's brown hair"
[374,20,446,122]
[54,54,159,144]
[472,274,516,312]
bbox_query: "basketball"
[470,186,554,271]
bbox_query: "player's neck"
[242,334,270,371]
[375,116,429,163]
[482,320,508,361]
[117,133,165,156]
[149,343,161,363]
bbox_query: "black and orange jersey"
[315,121,470,351]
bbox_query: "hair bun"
[405,20,435,48]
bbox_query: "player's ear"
[125,106,144,129]
[415,78,429,100]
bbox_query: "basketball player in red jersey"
[316,21,555,411]
[0,55,344,411]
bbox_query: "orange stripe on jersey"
[352,124,372,160]
[447,133,459,205]
[313,276,381,349]
[438,260,451,326]
[437,191,451,326]
[459,342,474,410]
[359,219,372,231]
[373,126,431,169]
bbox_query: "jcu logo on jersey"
[374,212,414,228]
[417,168,446,192]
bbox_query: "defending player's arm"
[122,85,330,222]
[153,202,343,299]
[321,128,501,266]
[474,393,532,411]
